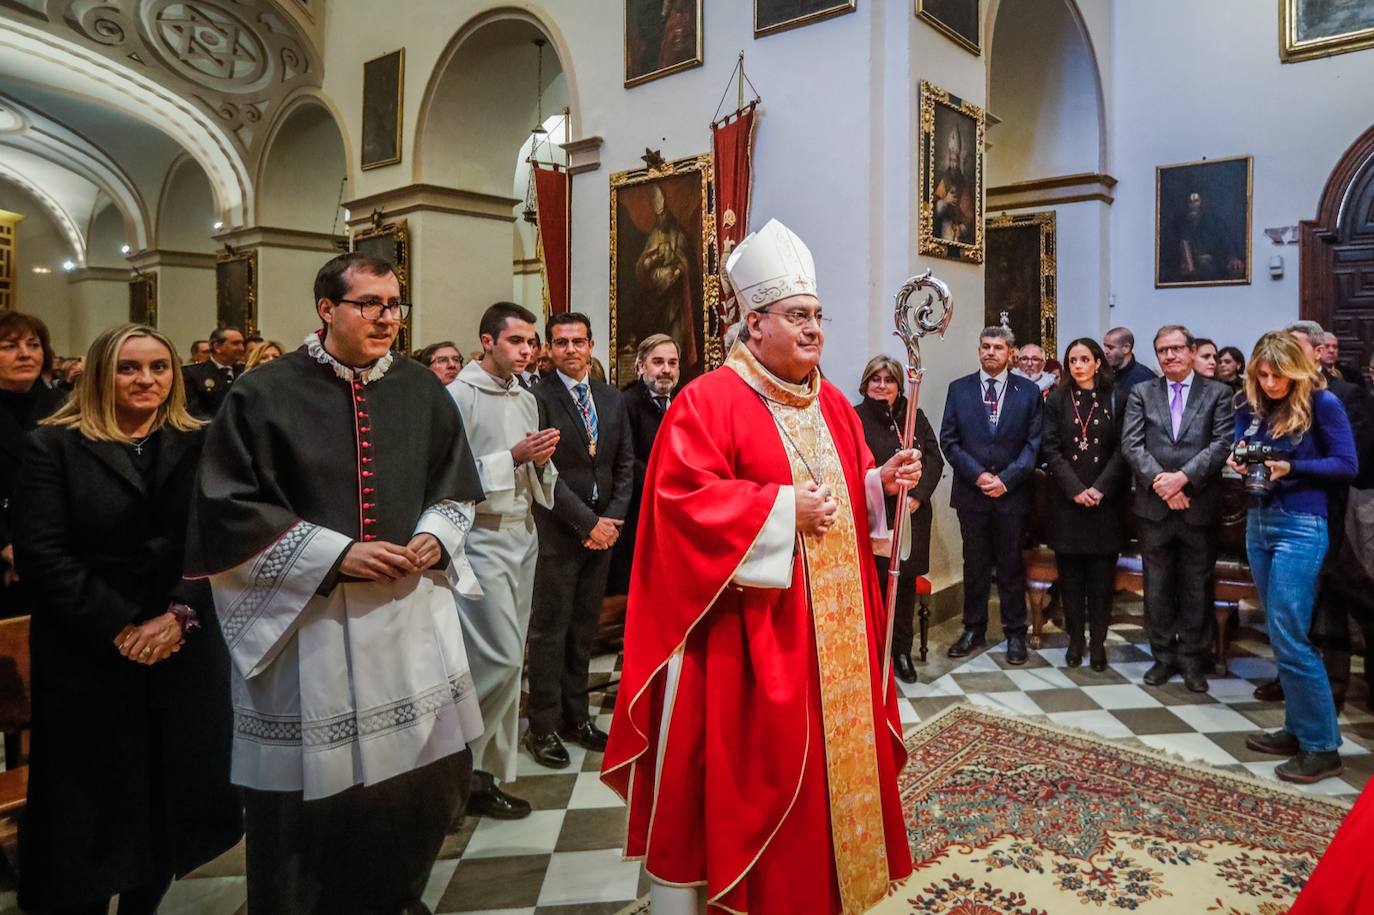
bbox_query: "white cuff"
[732,486,796,589]
[474,450,517,514]
[415,501,481,598]
[865,468,910,561]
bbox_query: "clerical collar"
[304,332,394,386]
[725,342,818,409]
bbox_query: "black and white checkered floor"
[6,604,1370,914]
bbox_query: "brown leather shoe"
[1253,679,1284,702]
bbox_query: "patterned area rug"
[875,703,1351,915]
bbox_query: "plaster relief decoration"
[1282,0,1374,63]
[755,0,856,38]
[625,0,702,88]
[986,212,1056,358]
[918,80,985,264]
[609,154,718,385]
[1155,155,1253,288]
[361,48,403,170]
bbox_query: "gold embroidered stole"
[726,346,889,913]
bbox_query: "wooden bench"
[0,615,31,870]
[1023,471,1256,673]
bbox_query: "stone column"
[65,266,129,351]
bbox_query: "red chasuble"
[601,358,913,914]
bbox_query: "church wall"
[67,275,129,353]
[1,177,75,355]
[1107,0,1374,352]
[154,265,216,358]
[255,247,331,349]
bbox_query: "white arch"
[0,162,85,262]
[253,88,353,229]
[0,19,252,226]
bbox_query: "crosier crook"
[881,270,953,691]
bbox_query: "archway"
[157,155,217,253]
[86,200,128,267]
[257,97,349,233]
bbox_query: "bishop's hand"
[880,448,923,495]
[796,481,839,537]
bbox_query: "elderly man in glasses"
[1014,342,1055,394]
[603,219,921,915]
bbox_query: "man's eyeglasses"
[756,307,831,328]
[1155,344,1191,357]
[551,337,591,350]
[337,298,411,321]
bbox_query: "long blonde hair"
[43,323,202,441]
[1244,331,1326,439]
[244,339,285,372]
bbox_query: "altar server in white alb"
[448,301,560,819]
[187,251,487,913]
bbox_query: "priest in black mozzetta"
[187,251,488,914]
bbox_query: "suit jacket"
[1120,374,1235,524]
[532,374,635,542]
[182,360,241,420]
[1326,375,1374,490]
[939,371,1044,515]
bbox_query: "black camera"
[1232,441,1293,500]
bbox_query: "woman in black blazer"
[854,355,943,683]
[12,323,241,915]
[1042,337,1129,671]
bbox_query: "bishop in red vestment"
[602,219,920,914]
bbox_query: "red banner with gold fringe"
[533,163,571,316]
[712,102,757,327]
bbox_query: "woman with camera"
[1041,338,1128,671]
[1233,331,1357,784]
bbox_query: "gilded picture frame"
[986,212,1056,358]
[215,249,257,336]
[609,153,719,386]
[1280,0,1374,63]
[918,80,985,264]
[917,0,980,56]
[625,0,703,88]
[361,48,404,170]
[755,0,856,39]
[1155,155,1253,288]
[351,218,412,351]
[128,272,157,327]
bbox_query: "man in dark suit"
[1103,326,1158,390]
[608,333,679,596]
[181,325,246,419]
[1121,324,1234,693]
[940,326,1044,665]
[526,312,635,768]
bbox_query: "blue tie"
[984,378,999,424]
[573,383,599,444]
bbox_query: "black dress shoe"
[558,719,610,753]
[1065,639,1085,669]
[1246,729,1301,757]
[1143,661,1176,687]
[466,782,532,820]
[1253,679,1284,702]
[947,630,986,658]
[523,730,570,769]
[893,653,919,684]
[1089,645,1108,672]
[1183,669,1209,694]
[1276,750,1343,784]
[1005,636,1028,666]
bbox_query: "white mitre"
[723,218,818,310]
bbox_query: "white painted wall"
[256,247,332,348]
[68,275,128,350]
[156,159,218,254]
[155,265,216,356]
[259,104,349,233]
[2,176,74,353]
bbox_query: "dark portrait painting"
[609,155,718,385]
[1155,156,1252,288]
[352,219,411,351]
[986,213,1056,358]
[625,0,702,87]
[361,48,404,170]
[755,0,856,38]
[1283,0,1374,61]
[918,81,985,264]
[215,251,257,336]
[917,0,980,55]
[128,273,157,328]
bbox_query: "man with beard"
[1103,326,1158,390]
[933,124,976,244]
[1175,191,1244,282]
[608,333,679,596]
[635,187,698,368]
[447,302,559,820]
[1014,343,1055,394]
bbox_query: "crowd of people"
[0,231,1370,910]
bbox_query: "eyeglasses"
[757,307,831,328]
[1155,344,1191,357]
[336,298,411,321]
[551,337,591,350]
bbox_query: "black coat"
[1042,384,1129,555]
[0,382,64,615]
[181,360,241,419]
[609,380,669,594]
[12,425,241,909]
[853,396,942,576]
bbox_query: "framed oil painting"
[986,212,1056,358]
[361,48,404,170]
[625,0,702,88]
[917,0,980,55]
[1281,0,1374,62]
[609,153,718,386]
[216,250,257,335]
[128,273,157,327]
[918,80,985,264]
[755,0,856,38]
[351,218,411,352]
[1155,156,1252,288]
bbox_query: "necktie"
[1170,382,1185,438]
[653,395,669,414]
[984,378,999,424]
[573,383,600,446]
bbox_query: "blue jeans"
[1246,503,1340,752]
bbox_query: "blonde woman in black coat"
[13,324,240,914]
[1042,338,1129,671]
